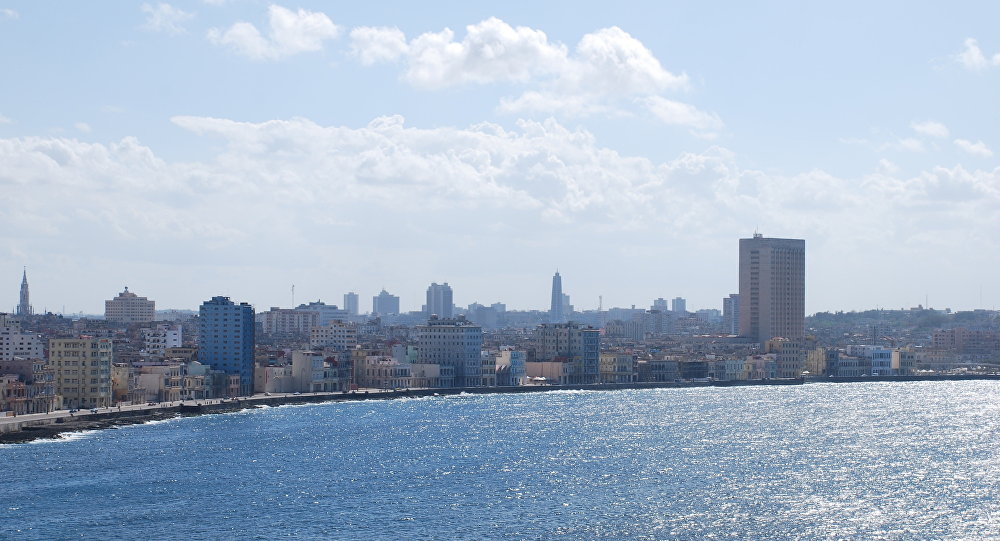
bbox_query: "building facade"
[372,289,400,316]
[50,337,113,408]
[532,322,600,384]
[550,271,564,323]
[105,287,156,324]
[416,315,483,387]
[343,292,359,316]
[198,296,255,396]
[425,282,454,318]
[738,234,805,345]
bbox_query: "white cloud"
[349,26,407,65]
[0,113,11,124]
[351,17,705,132]
[954,138,994,157]
[4,115,1000,312]
[643,96,724,138]
[208,5,340,60]
[141,3,194,35]
[74,122,92,133]
[879,137,925,153]
[956,38,1000,71]
[911,120,949,138]
[1,8,17,20]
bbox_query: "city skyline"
[2,3,999,314]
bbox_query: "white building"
[309,320,358,351]
[291,350,340,392]
[0,314,44,360]
[142,324,182,356]
[416,315,482,387]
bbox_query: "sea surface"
[3,381,1000,540]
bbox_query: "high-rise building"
[198,296,255,395]
[105,287,156,324]
[372,289,400,316]
[738,234,805,345]
[652,298,669,311]
[425,282,454,318]
[722,294,740,335]
[343,292,359,316]
[50,337,113,408]
[16,268,32,317]
[671,297,687,314]
[416,315,483,387]
[550,271,564,323]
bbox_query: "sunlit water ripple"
[3,381,1000,540]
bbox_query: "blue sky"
[1,1,998,315]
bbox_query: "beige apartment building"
[50,337,114,408]
[105,287,156,324]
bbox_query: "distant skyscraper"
[343,292,359,316]
[198,296,255,395]
[16,268,32,317]
[105,287,156,324]
[372,289,400,316]
[425,282,454,318]
[652,298,669,311]
[671,297,686,314]
[738,234,805,344]
[722,293,740,335]
[550,271,564,323]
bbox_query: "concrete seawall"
[3,374,997,444]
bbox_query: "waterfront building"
[742,353,777,380]
[309,320,358,351]
[356,355,411,390]
[550,271,564,323]
[671,297,687,314]
[738,234,805,345]
[0,357,57,413]
[16,268,32,317]
[104,287,156,324]
[531,322,600,384]
[291,350,340,392]
[198,296,255,396]
[765,338,806,378]
[722,294,740,335]
[599,352,636,384]
[372,289,400,316]
[495,347,526,386]
[343,292,359,316]
[416,315,483,387]
[846,345,894,376]
[50,337,113,408]
[425,282,454,318]
[142,324,182,356]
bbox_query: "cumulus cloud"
[349,26,407,65]
[911,120,949,138]
[3,114,1000,311]
[141,3,194,35]
[350,17,712,133]
[954,138,994,157]
[956,38,1000,71]
[208,5,339,60]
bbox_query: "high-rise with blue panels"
[198,296,255,395]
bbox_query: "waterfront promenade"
[3,374,997,444]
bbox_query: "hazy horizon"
[2,2,998,315]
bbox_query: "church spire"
[16,267,32,317]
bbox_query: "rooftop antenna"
[598,295,603,311]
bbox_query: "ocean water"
[3,381,1000,540]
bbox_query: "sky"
[1,1,999,316]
